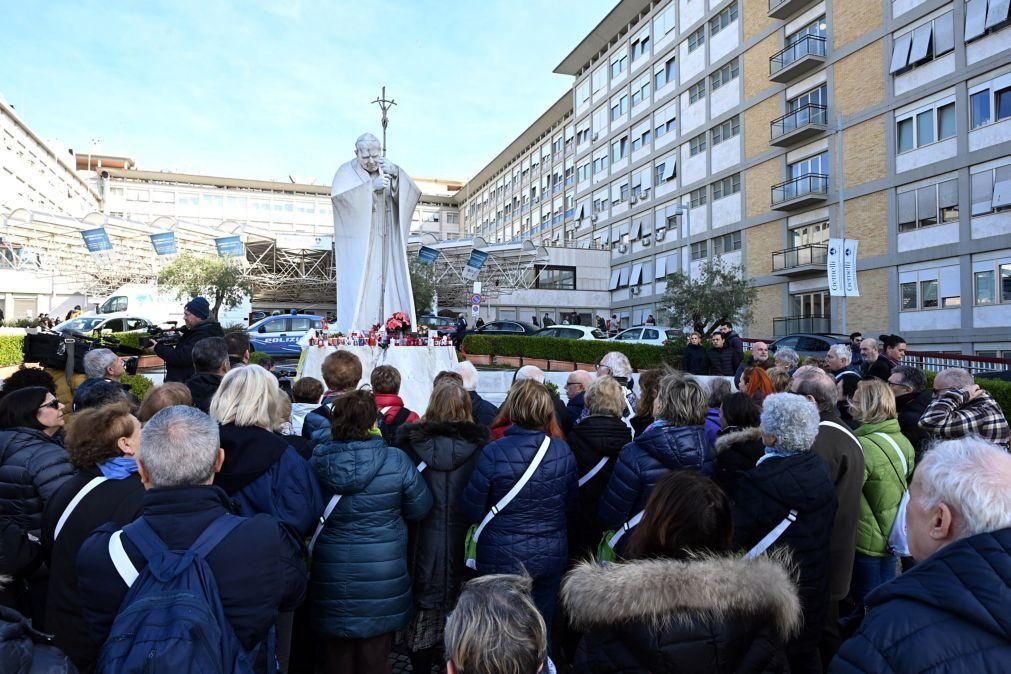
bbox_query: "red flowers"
[385,311,411,333]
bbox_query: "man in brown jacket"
[790,369,865,668]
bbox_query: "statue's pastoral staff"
[331,133,421,334]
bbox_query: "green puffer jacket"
[854,419,915,557]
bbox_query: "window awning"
[890,32,913,73]
[655,255,668,279]
[662,157,677,181]
[630,263,643,286]
[608,269,621,290]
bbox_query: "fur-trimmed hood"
[714,426,764,455]
[561,552,801,640]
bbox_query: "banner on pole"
[81,228,113,253]
[215,235,244,258]
[418,246,439,264]
[150,232,177,256]
[827,238,844,297]
[461,249,490,281]
[842,238,860,297]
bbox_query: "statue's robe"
[331,160,421,333]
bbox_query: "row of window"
[900,262,1010,310]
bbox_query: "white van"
[88,284,251,328]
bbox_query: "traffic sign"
[471,293,482,305]
[471,304,480,316]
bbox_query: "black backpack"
[377,406,412,445]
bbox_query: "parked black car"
[770,333,850,358]
[471,320,540,336]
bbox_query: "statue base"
[296,344,458,414]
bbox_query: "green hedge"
[121,373,155,401]
[462,335,682,371]
[0,335,25,367]
[107,332,144,349]
[249,351,272,365]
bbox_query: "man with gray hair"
[831,437,1011,672]
[73,348,128,411]
[454,361,499,428]
[918,367,1010,448]
[76,405,307,663]
[888,365,932,457]
[790,369,864,665]
[859,337,891,381]
[825,344,861,386]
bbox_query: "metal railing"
[770,35,827,76]
[773,315,831,336]
[772,243,829,271]
[771,173,829,206]
[771,103,828,141]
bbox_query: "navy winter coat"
[598,423,715,530]
[831,527,1011,673]
[0,428,73,536]
[468,392,499,429]
[460,426,577,578]
[301,393,341,445]
[77,485,307,656]
[309,435,432,639]
[215,424,324,548]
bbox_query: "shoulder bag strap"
[472,434,551,543]
[607,509,645,548]
[578,457,609,487]
[745,509,799,559]
[874,432,909,481]
[54,476,107,541]
[819,419,863,451]
[109,530,140,587]
[307,494,342,554]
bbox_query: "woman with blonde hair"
[849,378,915,611]
[566,376,633,559]
[598,375,715,555]
[210,365,323,671]
[461,379,577,640]
[394,382,488,673]
[767,366,792,393]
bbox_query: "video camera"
[139,321,184,349]
[24,329,142,375]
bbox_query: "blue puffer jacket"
[460,426,577,578]
[0,428,73,536]
[831,527,1011,673]
[301,394,340,445]
[215,424,324,548]
[599,422,714,529]
[309,435,432,639]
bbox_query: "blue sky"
[2,1,615,184]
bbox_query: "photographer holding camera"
[150,297,225,383]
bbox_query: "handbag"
[465,435,551,571]
[875,432,912,556]
[596,510,644,562]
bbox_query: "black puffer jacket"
[707,345,739,376]
[732,452,837,666]
[153,319,224,383]
[713,426,764,498]
[0,428,73,536]
[396,421,486,611]
[0,604,77,674]
[566,415,632,559]
[682,344,708,376]
[563,553,800,673]
[184,372,223,413]
[895,390,932,460]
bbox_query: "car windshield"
[56,317,105,332]
[590,329,607,339]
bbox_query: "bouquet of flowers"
[385,312,411,334]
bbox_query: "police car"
[248,314,325,356]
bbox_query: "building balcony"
[774,314,831,337]
[768,0,816,18]
[769,35,827,83]
[770,104,828,147]
[771,244,828,276]
[771,173,829,210]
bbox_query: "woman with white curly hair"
[596,351,638,418]
[732,392,837,674]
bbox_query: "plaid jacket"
[918,389,1010,448]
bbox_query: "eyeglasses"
[595,364,612,374]
[888,381,911,391]
[38,399,61,410]
[564,381,582,388]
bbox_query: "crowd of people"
[1,306,1010,673]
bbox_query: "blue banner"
[466,249,489,270]
[81,228,113,253]
[215,235,244,258]
[418,246,439,265]
[150,232,177,256]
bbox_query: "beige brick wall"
[748,284,782,339]
[744,34,778,100]
[843,116,887,188]
[746,159,780,219]
[743,0,775,41]
[835,0,883,50]
[745,219,782,277]
[835,41,885,117]
[745,96,778,160]
[846,267,890,334]
[844,190,888,258]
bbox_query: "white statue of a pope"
[331,133,421,334]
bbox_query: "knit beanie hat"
[185,296,210,320]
